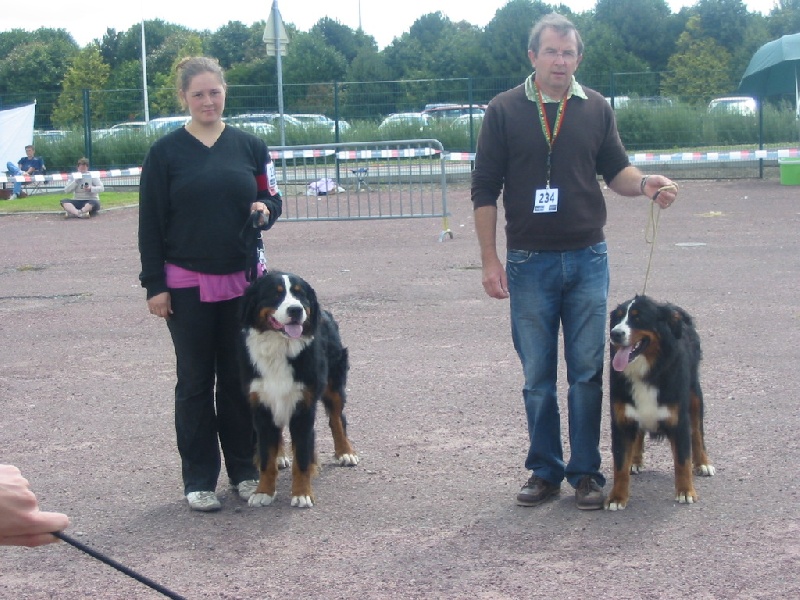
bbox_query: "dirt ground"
[1,178,799,599]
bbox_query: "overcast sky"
[1,0,771,50]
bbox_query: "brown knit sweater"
[471,81,630,251]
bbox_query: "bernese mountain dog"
[606,295,715,510]
[239,271,358,508]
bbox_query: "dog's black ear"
[240,283,258,327]
[305,281,321,331]
[660,306,684,339]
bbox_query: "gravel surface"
[1,179,798,599]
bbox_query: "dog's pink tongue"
[284,323,303,339]
[612,346,633,372]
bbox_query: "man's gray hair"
[528,13,584,56]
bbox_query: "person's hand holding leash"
[641,175,678,209]
[0,464,69,547]
[251,202,270,227]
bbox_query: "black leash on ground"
[53,531,187,600]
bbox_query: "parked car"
[229,121,276,136]
[227,113,302,128]
[94,121,148,139]
[147,116,190,135]
[604,95,630,109]
[604,96,673,109]
[421,104,486,120]
[451,113,484,130]
[378,112,430,131]
[108,121,147,136]
[707,96,757,116]
[291,113,350,132]
[33,129,69,141]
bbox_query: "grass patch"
[0,190,139,214]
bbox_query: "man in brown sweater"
[471,12,678,510]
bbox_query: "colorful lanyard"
[534,83,568,188]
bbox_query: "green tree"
[431,24,489,79]
[0,32,78,96]
[207,21,258,69]
[227,57,276,87]
[691,0,750,56]
[309,18,376,63]
[578,22,650,93]
[593,0,677,71]
[0,30,33,60]
[661,16,732,104]
[51,45,111,128]
[105,60,149,123]
[283,32,348,84]
[383,12,460,80]
[98,27,127,69]
[149,35,205,117]
[481,0,554,83]
[768,0,800,38]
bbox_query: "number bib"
[533,187,559,213]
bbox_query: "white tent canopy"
[1,102,36,170]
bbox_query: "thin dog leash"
[53,531,187,600]
[641,182,678,296]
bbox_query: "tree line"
[1,0,798,128]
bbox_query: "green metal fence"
[2,74,797,177]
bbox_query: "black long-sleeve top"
[138,125,282,299]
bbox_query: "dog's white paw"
[676,492,696,504]
[630,463,643,474]
[291,495,313,508]
[605,501,627,511]
[248,492,277,507]
[277,456,291,470]
[338,453,359,466]
[696,464,716,476]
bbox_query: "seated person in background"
[5,145,45,199]
[61,157,103,218]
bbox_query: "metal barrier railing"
[271,139,453,242]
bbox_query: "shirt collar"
[524,72,587,103]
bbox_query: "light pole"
[264,0,288,146]
[141,19,150,123]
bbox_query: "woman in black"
[138,57,282,512]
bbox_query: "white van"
[707,97,757,116]
[147,116,191,136]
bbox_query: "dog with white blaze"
[239,271,358,508]
[606,295,715,510]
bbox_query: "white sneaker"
[235,479,259,500]
[9,194,17,200]
[186,491,221,512]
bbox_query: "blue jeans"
[6,162,22,195]
[506,242,609,489]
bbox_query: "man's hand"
[482,255,509,299]
[0,464,70,547]
[642,174,678,209]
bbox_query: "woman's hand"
[147,291,173,320]
[251,202,270,226]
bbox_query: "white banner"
[0,102,36,172]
